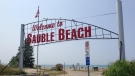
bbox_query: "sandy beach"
[24,68,104,76]
[57,68,103,76]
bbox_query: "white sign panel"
[85,53,90,57]
[85,41,90,53]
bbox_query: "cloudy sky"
[0,0,135,65]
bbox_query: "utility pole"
[116,0,125,60]
[19,24,25,72]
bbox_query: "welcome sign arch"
[26,18,118,45]
[19,18,118,70]
[19,0,125,71]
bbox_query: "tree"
[9,39,35,68]
[23,39,35,68]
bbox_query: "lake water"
[41,65,108,69]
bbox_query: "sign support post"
[88,64,90,76]
[64,62,65,76]
[86,53,90,76]
[19,24,25,72]
[85,41,90,76]
[116,0,125,60]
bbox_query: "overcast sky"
[0,0,135,65]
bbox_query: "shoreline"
[24,68,104,76]
[40,65,108,69]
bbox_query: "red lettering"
[32,35,36,43]
[52,23,55,28]
[51,32,54,41]
[47,24,51,28]
[59,22,62,26]
[35,24,39,30]
[42,34,45,42]
[59,29,65,40]
[32,25,36,31]
[37,34,41,43]
[39,23,43,30]
[84,26,91,37]
[66,30,70,40]
[71,29,77,39]
[30,25,91,44]
[44,25,48,29]
[57,21,63,27]
[78,28,84,38]
[27,34,32,44]
[32,23,55,31]
[46,33,50,42]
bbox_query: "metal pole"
[37,6,39,74]
[19,24,25,72]
[116,0,125,60]
[36,32,38,71]
[88,65,90,76]
[64,62,65,76]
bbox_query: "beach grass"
[0,64,26,75]
[0,67,26,75]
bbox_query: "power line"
[75,12,116,20]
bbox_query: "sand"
[24,68,103,76]
[24,68,37,74]
[57,68,103,76]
